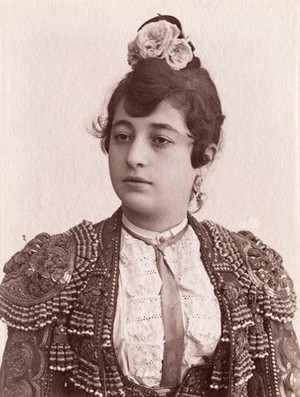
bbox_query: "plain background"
[0,0,299,362]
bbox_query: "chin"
[124,201,154,216]
[120,194,155,217]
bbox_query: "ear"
[204,144,218,163]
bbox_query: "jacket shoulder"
[234,228,295,303]
[0,220,99,330]
[199,219,297,323]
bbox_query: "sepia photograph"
[0,1,299,396]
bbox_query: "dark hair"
[93,57,225,168]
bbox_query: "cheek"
[177,155,197,188]
[108,145,122,170]
[160,160,196,192]
[172,149,195,177]
[108,151,121,185]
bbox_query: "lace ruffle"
[113,226,221,387]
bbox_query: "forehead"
[112,99,189,133]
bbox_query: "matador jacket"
[0,209,299,397]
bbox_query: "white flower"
[127,20,194,71]
[165,38,193,71]
[127,40,143,68]
[135,20,180,58]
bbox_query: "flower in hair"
[128,20,193,71]
[127,41,143,68]
[165,38,193,70]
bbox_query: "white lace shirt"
[113,217,221,388]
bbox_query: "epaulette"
[195,220,298,393]
[0,220,99,331]
[203,221,296,324]
[236,229,296,322]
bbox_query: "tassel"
[68,356,103,396]
[210,338,230,390]
[49,321,75,371]
[232,329,255,387]
[68,308,94,335]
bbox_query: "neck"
[122,204,188,233]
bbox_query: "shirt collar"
[122,214,188,245]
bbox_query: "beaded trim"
[200,220,296,395]
[192,221,254,396]
[0,221,98,332]
[0,221,99,375]
[187,217,236,392]
[238,230,296,321]
[205,222,296,323]
[69,355,103,396]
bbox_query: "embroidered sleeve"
[0,222,98,331]
[237,230,300,396]
[0,221,99,396]
[237,230,296,323]
[0,231,76,331]
[0,326,68,397]
[270,320,300,397]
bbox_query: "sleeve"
[0,326,68,397]
[237,230,300,397]
[0,231,76,397]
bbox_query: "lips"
[123,176,151,184]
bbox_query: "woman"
[0,14,299,397]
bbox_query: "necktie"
[123,224,187,387]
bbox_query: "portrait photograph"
[0,1,299,396]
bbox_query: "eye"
[113,132,132,143]
[152,136,173,146]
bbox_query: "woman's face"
[108,99,199,230]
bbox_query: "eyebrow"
[111,120,133,130]
[150,123,180,134]
[111,120,180,134]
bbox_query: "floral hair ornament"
[127,15,195,71]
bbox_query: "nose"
[126,137,149,168]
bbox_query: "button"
[159,236,166,243]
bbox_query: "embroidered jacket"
[0,209,299,397]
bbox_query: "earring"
[191,174,204,213]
